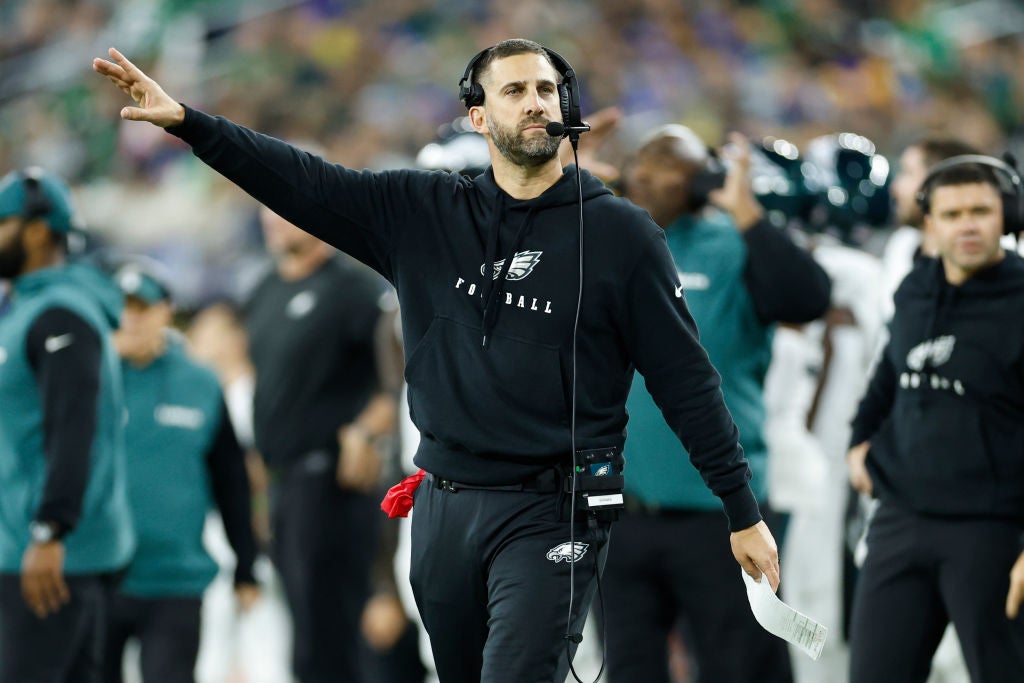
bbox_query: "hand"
[21,541,69,618]
[559,106,623,183]
[336,425,382,493]
[708,132,764,231]
[361,592,408,652]
[847,441,874,496]
[730,520,781,593]
[235,582,261,612]
[92,47,185,128]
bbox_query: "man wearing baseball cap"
[106,257,259,682]
[0,167,135,682]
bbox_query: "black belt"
[427,468,565,494]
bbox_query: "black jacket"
[851,253,1024,520]
[169,108,760,530]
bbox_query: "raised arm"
[93,48,431,277]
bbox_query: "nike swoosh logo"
[674,285,683,299]
[44,333,74,353]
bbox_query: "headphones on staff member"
[458,45,585,138]
[687,148,728,211]
[19,170,54,224]
[916,154,1024,235]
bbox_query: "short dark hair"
[914,137,980,169]
[920,162,1002,213]
[469,39,559,93]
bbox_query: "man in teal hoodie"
[0,168,135,682]
[604,128,831,683]
[106,257,258,683]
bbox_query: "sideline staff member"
[0,168,134,682]
[94,40,780,683]
[246,206,394,683]
[106,259,259,683]
[847,157,1024,682]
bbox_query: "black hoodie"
[851,253,1024,521]
[168,108,760,530]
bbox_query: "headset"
[19,170,54,224]
[460,44,602,683]
[687,148,728,211]
[458,45,587,144]
[916,153,1024,235]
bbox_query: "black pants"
[849,504,1024,683]
[103,594,202,683]
[601,509,794,683]
[270,462,380,683]
[0,572,111,683]
[409,476,610,683]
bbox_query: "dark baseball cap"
[0,167,80,234]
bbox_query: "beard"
[0,232,26,280]
[487,113,561,168]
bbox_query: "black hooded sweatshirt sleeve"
[742,219,831,324]
[167,107,760,531]
[205,399,258,586]
[168,107,399,278]
[622,231,760,529]
[849,348,898,447]
[26,307,102,535]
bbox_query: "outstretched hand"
[730,520,781,592]
[92,47,185,128]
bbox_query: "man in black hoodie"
[94,39,780,682]
[847,159,1024,683]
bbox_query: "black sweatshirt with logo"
[851,253,1024,520]
[168,107,760,530]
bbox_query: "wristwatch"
[28,521,60,544]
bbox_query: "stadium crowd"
[1,1,1023,683]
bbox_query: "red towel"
[380,469,426,518]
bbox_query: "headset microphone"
[546,121,591,141]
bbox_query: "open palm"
[92,47,184,128]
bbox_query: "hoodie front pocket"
[404,316,570,457]
[895,398,994,510]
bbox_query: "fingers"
[760,554,782,593]
[108,47,144,80]
[847,442,874,496]
[1006,581,1022,619]
[1007,555,1024,619]
[731,521,781,593]
[742,550,781,593]
[21,566,70,618]
[337,436,381,492]
[853,471,874,497]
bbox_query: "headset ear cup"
[468,83,484,108]
[558,82,572,129]
[1003,191,1021,235]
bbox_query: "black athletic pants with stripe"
[409,476,610,683]
[849,503,1024,683]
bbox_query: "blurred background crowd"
[2,2,1023,683]
[2,0,1023,307]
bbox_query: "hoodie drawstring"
[481,202,537,349]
